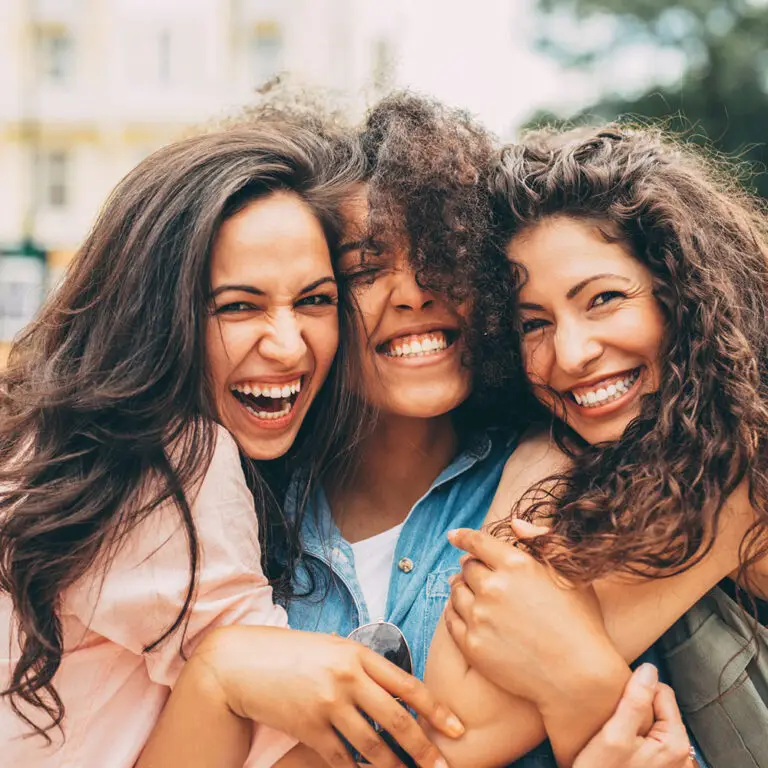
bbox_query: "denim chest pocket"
[421,566,461,672]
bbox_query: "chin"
[388,389,470,420]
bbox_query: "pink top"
[1,425,297,768]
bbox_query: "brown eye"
[590,290,625,308]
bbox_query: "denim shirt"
[285,430,708,768]
[286,430,514,681]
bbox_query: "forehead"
[211,190,332,286]
[510,216,641,281]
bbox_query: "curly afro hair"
[352,92,524,430]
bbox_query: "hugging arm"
[425,432,759,767]
[138,625,465,768]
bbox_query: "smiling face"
[206,190,339,459]
[510,215,665,444]
[338,190,471,418]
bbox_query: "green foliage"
[529,0,768,196]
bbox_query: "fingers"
[458,556,493,594]
[443,601,469,651]
[651,684,685,730]
[509,517,551,539]
[305,732,360,768]
[448,528,515,569]
[449,574,477,625]
[599,664,658,745]
[646,684,691,763]
[360,651,464,740]
[331,707,406,768]
[353,684,448,768]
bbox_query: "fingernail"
[435,759,450,768]
[445,715,464,736]
[448,574,458,585]
[447,529,458,541]
[636,663,658,687]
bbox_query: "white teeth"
[383,332,450,358]
[245,400,293,421]
[571,369,641,409]
[231,378,302,399]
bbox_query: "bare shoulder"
[484,429,571,526]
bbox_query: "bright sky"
[389,0,601,136]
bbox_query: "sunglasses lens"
[348,622,413,675]
[343,622,417,767]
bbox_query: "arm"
[422,434,631,767]
[429,433,760,767]
[136,649,328,768]
[139,624,465,768]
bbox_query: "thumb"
[510,517,551,539]
[605,664,658,737]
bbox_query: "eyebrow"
[518,273,632,311]
[566,273,631,300]
[209,276,336,299]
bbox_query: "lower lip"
[232,386,305,431]
[377,341,458,368]
[568,368,644,418]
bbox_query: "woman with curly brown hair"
[427,126,768,767]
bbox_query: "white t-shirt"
[349,523,404,621]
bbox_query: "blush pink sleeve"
[66,424,297,764]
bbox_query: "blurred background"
[1,0,767,366]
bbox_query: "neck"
[329,413,459,542]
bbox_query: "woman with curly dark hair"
[0,117,469,768]
[427,125,768,767]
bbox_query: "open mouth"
[568,367,642,409]
[375,329,459,359]
[230,377,303,421]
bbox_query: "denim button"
[398,557,414,573]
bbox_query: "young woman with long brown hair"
[427,125,768,767]
[0,117,465,768]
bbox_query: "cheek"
[523,335,554,386]
[305,315,339,374]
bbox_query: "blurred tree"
[528,0,768,196]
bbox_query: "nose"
[390,263,435,311]
[553,320,603,376]
[257,309,307,369]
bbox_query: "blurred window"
[36,27,75,84]
[158,28,172,83]
[248,21,283,87]
[372,37,396,94]
[37,151,71,209]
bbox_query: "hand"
[192,626,463,768]
[574,664,695,768]
[445,522,618,707]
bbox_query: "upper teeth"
[572,370,640,407]
[384,332,449,358]
[230,378,302,398]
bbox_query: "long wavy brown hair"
[0,120,364,739]
[490,125,768,585]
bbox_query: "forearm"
[424,615,630,767]
[136,654,252,768]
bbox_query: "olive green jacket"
[661,586,768,768]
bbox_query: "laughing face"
[509,215,665,444]
[206,190,339,459]
[339,190,471,418]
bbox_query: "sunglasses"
[344,620,417,768]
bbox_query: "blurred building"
[0,0,402,364]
